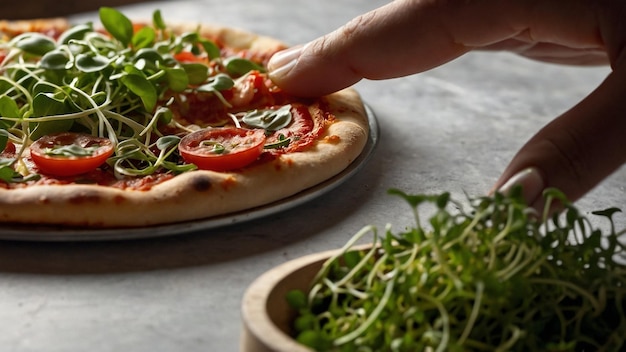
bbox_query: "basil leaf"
[243,104,292,131]
[99,7,134,47]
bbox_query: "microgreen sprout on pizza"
[0,8,369,228]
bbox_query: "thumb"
[494,57,626,207]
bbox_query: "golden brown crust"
[0,18,69,38]
[0,20,370,229]
[173,22,288,53]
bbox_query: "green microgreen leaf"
[44,144,99,157]
[134,48,164,64]
[157,106,173,124]
[152,9,166,30]
[57,23,93,45]
[132,26,156,49]
[32,92,66,117]
[30,119,75,140]
[0,158,36,183]
[99,7,134,47]
[0,96,21,118]
[111,137,196,177]
[180,31,200,45]
[164,67,189,92]
[120,74,157,112]
[39,49,71,70]
[0,164,16,182]
[75,53,110,73]
[0,130,9,152]
[195,73,235,108]
[286,290,308,310]
[156,135,180,150]
[264,134,291,149]
[199,140,226,154]
[224,57,265,76]
[200,39,221,59]
[14,33,56,56]
[243,104,292,131]
[198,73,234,92]
[181,63,209,85]
[121,62,145,77]
[388,188,420,207]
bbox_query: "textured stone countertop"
[0,1,623,352]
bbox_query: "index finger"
[268,0,606,97]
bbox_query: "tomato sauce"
[264,103,327,154]
[169,91,229,126]
[0,159,174,191]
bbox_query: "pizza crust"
[0,18,69,37]
[168,22,288,55]
[0,21,370,228]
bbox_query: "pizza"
[0,8,369,228]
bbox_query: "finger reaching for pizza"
[267,0,626,209]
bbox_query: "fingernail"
[268,45,304,80]
[498,167,545,205]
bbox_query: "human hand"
[267,0,626,207]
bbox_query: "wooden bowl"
[240,248,343,352]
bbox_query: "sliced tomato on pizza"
[179,128,266,171]
[29,133,115,176]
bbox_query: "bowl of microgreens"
[241,187,626,352]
